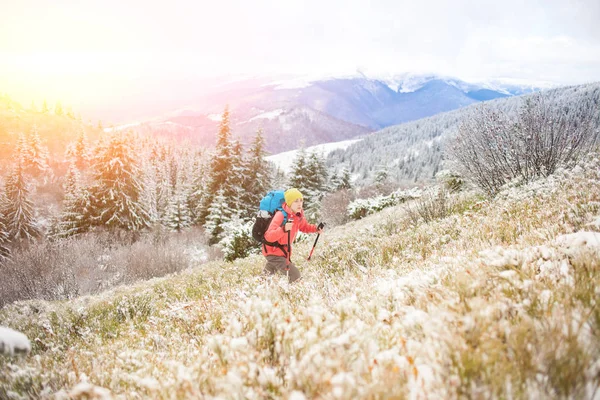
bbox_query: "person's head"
[284,188,303,213]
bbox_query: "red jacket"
[262,203,318,259]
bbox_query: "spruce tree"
[189,154,209,224]
[148,144,171,222]
[242,129,270,218]
[288,147,310,190]
[66,129,91,171]
[198,106,234,224]
[164,188,192,232]
[204,189,231,245]
[227,139,246,214]
[339,168,353,190]
[55,163,91,238]
[23,126,50,178]
[88,132,150,231]
[209,106,233,194]
[1,161,40,242]
[303,152,328,219]
[0,206,10,260]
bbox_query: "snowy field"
[1,155,600,399]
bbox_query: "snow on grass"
[266,139,363,173]
[248,109,284,122]
[0,326,30,356]
[1,154,600,398]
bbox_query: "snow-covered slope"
[1,154,599,398]
[266,138,362,173]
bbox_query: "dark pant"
[263,256,301,283]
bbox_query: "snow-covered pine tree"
[303,152,328,220]
[147,143,171,222]
[198,106,234,224]
[374,165,389,193]
[288,147,310,190]
[55,163,91,238]
[1,161,40,242]
[339,168,353,190]
[188,152,209,224]
[226,139,247,216]
[241,129,271,219]
[23,126,50,178]
[164,187,192,232]
[88,132,150,231]
[204,189,231,245]
[0,205,10,260]
[65,128,91,171]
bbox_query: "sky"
[1,0,599,122]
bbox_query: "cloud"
[1,0,599,118]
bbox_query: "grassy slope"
[1,156,600,399]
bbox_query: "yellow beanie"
[284,188,303,207]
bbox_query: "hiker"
[262,188,323,282]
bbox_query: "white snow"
[207,113,223,122]
[266,139,362,174]
[555,231,600,252]
[103,122,141,133]
[0,326,31,356]
[586,216,600,229]
[272,79,314,90]
[69,382,112,399]
[248,109,284,122]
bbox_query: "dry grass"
[0,227,210,307]
[1,155,600,399]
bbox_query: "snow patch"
[0,326,31,356]
[103,122,141,133]
[266,139,362,174]
[555,231,600,252]
[207,113,223,122]
[248,109,284,122]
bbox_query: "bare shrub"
[449,93,600,196]
[320,189,355,227]
[404,187,454,225]
[0,227,210,307]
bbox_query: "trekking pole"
[307,222,325,261]
[286,217,293,272]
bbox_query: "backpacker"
[252,190,288,246]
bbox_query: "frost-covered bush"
[449,93,600,196]
[0,229,209,307]
[347,187,421,220]
[320,189,354,227]
[404,187,456,225]
[220,220,260,262]
[435,169,464,192]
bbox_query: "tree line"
[0,106,353,262]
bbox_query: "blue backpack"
[251,190,288,244]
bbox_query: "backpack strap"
[262,209,290,257]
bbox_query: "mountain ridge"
[118,73,547,153]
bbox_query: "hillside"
[327,82,600,186]
[1,154,599,398]
[119,73,543,154]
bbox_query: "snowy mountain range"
[115,73,550,153]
